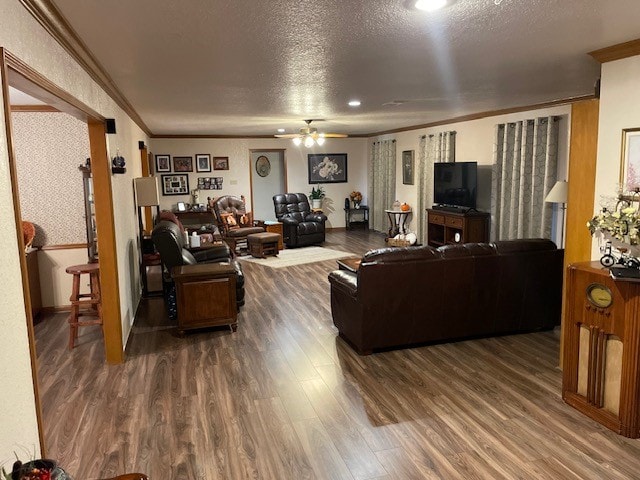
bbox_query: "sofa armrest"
[306,212,327,223]
[328,270,358,299]
[191,244,231,263]
[281,216,299,226]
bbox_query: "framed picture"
[196,154,211,172]
[155,154,171,173]
[308,153,348,184]
[161,174,190,196]
[620,128,640,191]
[402,150,415,185]
[214,156,229,170]
[173,156,193,172]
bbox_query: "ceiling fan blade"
[274,134,301,138]
[322,133,348,138]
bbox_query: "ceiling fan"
[275,120,347,147]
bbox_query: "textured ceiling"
[49,0,640,136]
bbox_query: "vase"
[311,198,322,209]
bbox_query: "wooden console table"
[563,262,640,437]
[344,206,369,230]
[426,209,489,247]
[172,263,237,333]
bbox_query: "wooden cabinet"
[426,209,489,247]
[563,262,640,438]
[174,211,217,232]
[172,263,237,333]
[26,249,41,321]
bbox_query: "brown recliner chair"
[213,195,264,253]
[273,193,327,247]
[151,220,245,317]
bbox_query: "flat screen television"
[433,161,477,210]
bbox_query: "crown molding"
[589,38,640,64]
[19,0,150,135]
[365,94,594,137]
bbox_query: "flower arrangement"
[312,157,342,181]
[588,204,640,245]
[2,458,68,480]
[309,186,325,200]
[349,191,362,204]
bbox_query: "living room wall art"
[173,156,193,172]
[155,154,171,173]
[402,150,414,185]
[621,127,640,191]
[196,154,211,172]
[161,174,190,195]
[308,153,348,183]
[214,156,229,170]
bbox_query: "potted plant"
[309,186,325,209]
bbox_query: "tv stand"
[426,208,490,247]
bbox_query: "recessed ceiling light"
[348,100,361,107]
[415,0,447,11]
[277,128,285,133]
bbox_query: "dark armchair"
[273,193,327,247]
[151,220,245,311]
[212,195,264,253]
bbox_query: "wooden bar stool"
[66,263,103,349]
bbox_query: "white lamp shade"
[545,180,568,204]
[134,177,160,206]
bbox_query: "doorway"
[1,48,124,454]
[249,149,286,221]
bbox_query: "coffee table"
[337,257,361,273]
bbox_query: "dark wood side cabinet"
[426,209,489,247]
[172,263,237,333]
[563,262,640,438]
[26,249,42,321]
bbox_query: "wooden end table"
[337,257,361,273]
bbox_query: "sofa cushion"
[438,242,497,258]
[492,238,557,254]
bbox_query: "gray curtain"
[369,139,396,232]
[416,132,456,242]
[491,116,559,240]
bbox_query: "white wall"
[251,150,284,221]
[593,55,640,258]
[149,138,368,228]
[373,105,571,243]
[0,0,147,458]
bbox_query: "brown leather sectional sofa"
[328,239,563,355]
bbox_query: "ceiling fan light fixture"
[415,0,447,11]
[304,136,315,148]
[316,136,326,146]
[292,137,302,146]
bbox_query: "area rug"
[238,246,351,269]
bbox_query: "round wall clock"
[256,155,271,177]
[586,283,613,308]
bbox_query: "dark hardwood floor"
[35,230,640,479]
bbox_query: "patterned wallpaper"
[11,112,90,246]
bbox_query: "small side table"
[264,221,284,250]
[172,263,237,333]
[344,206,369,230]
[385,209,412,238]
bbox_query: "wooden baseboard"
[40,305,72,315]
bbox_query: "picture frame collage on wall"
[154,154,230,174]
[198,177,224,190]
[161,174,189,196]
[155,154,229,195]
